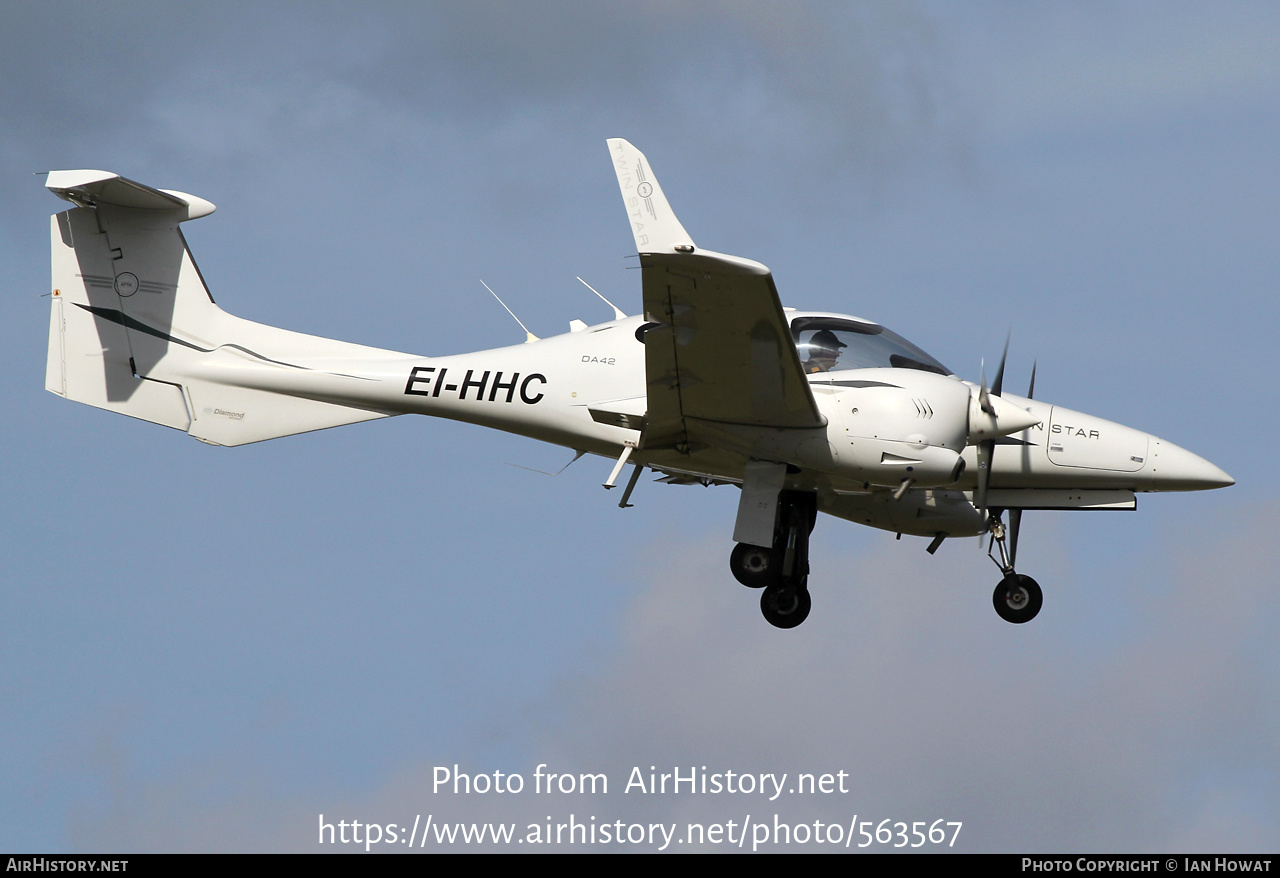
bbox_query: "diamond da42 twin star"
[41,139,1233,628]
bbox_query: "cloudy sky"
[2,1,1275,853]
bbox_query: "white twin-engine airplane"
[43,139,1233,629]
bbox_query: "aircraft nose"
[1147,438,1235,491]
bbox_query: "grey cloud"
[1,3,963,180]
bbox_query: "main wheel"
[993,574,1042,624]
[730,542,780,588]
[760,584,812,629]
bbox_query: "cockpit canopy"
[791,315,951,376]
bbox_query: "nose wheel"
[993,573,1042,624]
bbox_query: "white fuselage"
[209,309,1227,540]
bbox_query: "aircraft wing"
[607,139,824,451]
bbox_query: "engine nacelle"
[820,368,972,487]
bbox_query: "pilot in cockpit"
[803,329,846,373]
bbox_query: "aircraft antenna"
[505,450,585,476]
[576,277,627,320]
[480,279,539,343]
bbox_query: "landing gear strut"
[731,490,817,629]
[987,508,1042,624]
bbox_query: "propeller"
[983,358,1034,563]
[974,337,1009,520]
[969,337,1041,524]
[1007,361,1035,566]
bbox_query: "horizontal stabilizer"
[46,170,216,221]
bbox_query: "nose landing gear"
[987,509,1042,624]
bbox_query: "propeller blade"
[979,358,994,416]
[976,439,992,519]
[1008,507,1022,568]
[992,333,1009,398]
[1027,360,1037,400]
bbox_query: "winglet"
[607,138,694,255]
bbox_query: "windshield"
[791,316,951,376]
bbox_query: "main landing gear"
[730,490,817,629]
[987,508,1042,624]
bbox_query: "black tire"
[730,542,780,589]
[993,574,1043,624]
[760,584,812,629]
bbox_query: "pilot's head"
[805,329,846,372]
